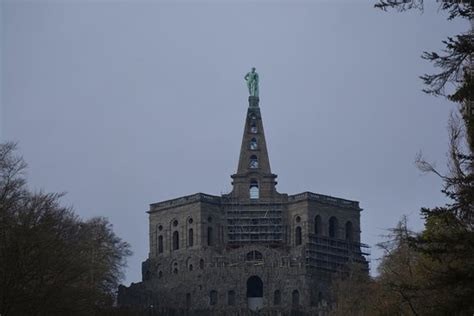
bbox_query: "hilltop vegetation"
[331,2,474,315]
[0,142,132,316]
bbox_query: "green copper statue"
[244,67,259,97]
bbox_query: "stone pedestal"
[249,96,259,108]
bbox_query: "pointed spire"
[229,96,278,201]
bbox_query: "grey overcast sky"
[1,0,469,284]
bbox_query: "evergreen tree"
[374,1,474,314]
[375,0,473,148]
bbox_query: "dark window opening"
[188,228,194,247]
[228,290,236,306]
[329,217,338,238]
[246,276,263,298]
[292,290,300,306]
[186,293,191,308]
[310,291,318,306]
[158,235,163,253]
[158,271,163,278]
[345,221,353,241]
[315,215,322,235]
[274,290,281,305]
[199,259,205,269]
[210,290,218,305]
[207,227,214,246]
[189,264,193,271]
[246,250,263,261]
[173,231,179,250]
[295,226,302,246]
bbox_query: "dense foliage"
[0,142,132,316]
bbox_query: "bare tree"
[0,143,132,316]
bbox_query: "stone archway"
[246,275,263,311]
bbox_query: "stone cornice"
[148,191,361,213]
[148,193,221,213]
[288,191,362,211]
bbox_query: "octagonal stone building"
[118,95,369,315]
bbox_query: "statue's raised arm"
[244,67,259,97]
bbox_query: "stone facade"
[118,96,368,315]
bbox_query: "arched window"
[228,290,236,305]
[315,215,322,235]
[158,270,163,278]
[345,221,353,241]
[186,257,193,272]
[250,138,258,150]
[250,121,257,133]
[210,290,218,305]
[292,290,300,306]
[274,290,281,305]
[188,228,194,247]
[173,231,179,250]
[329,217,338,238]
[249,180,259,199]
[172,262,178,274]
[207,227,214,246]
[246,276,263,311]
[249,155,259,168]
[158,235,163,253]
[246,276,263,298]
[295,226,302,246]
[310,291,318,306]
[186,293,191,308]
[199,259,205,269]
[246,250,263,261]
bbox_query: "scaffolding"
[223,197,285,246]
[220,196,370,273]
[304,233,370,273]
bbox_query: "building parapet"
[148,191,360,212]
[288,191,361,210]
[149,193,221,212]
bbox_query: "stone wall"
[135,244,329,312]
[121,191,366,313]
